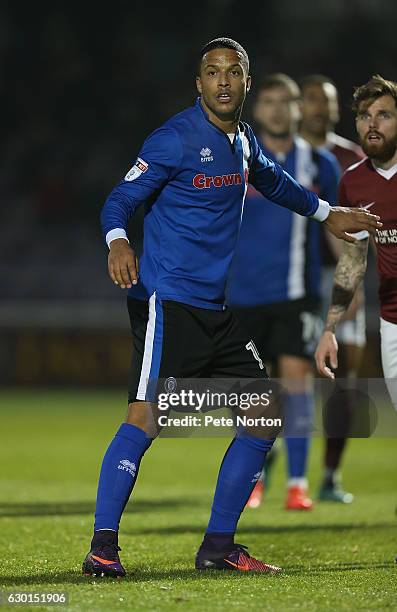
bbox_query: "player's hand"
[108,238,138,289]
[315,331,338,379]
[325,207,382,243]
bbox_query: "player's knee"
[126,402,161,438]
[279,355,312,383]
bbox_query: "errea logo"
[200,147,213,162]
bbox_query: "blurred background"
[1,0,395,387]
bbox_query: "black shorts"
[127,297,268,403]
[231,298,322,364]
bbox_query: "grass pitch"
[0,388,396,611]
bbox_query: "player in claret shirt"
[82,38,381,578]
[316,75,397,411]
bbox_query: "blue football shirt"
[101,99,329,310]
[226,137,340,306]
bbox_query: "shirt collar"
[196,97,240,140]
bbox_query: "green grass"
[0,388,396,611]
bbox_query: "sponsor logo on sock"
[118,459,136,477]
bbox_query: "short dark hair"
[299,74,337,94]
[352,74,397,112]
[256,73,300,100]
[199,37,249,74]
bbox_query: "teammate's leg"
[279,355,314,511]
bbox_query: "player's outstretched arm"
[248,130,382,238]
[108,238,139,289]
[315,238,369,378]
[325,206,381,243]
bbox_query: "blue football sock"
[94,423,152,532]
[284,392,314,479]
[206,432,275,534]
[285,437,310,479]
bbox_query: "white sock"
[287,477,308,490]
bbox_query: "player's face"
[300,83,339,136]
[356,95,397,163]
[253,86,300,138]
[196,48,251,125]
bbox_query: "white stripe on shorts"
[136,292,157,401]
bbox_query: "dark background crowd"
[1,0,395,382]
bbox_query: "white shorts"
[321,267,366,348]
[380,317,397,410]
